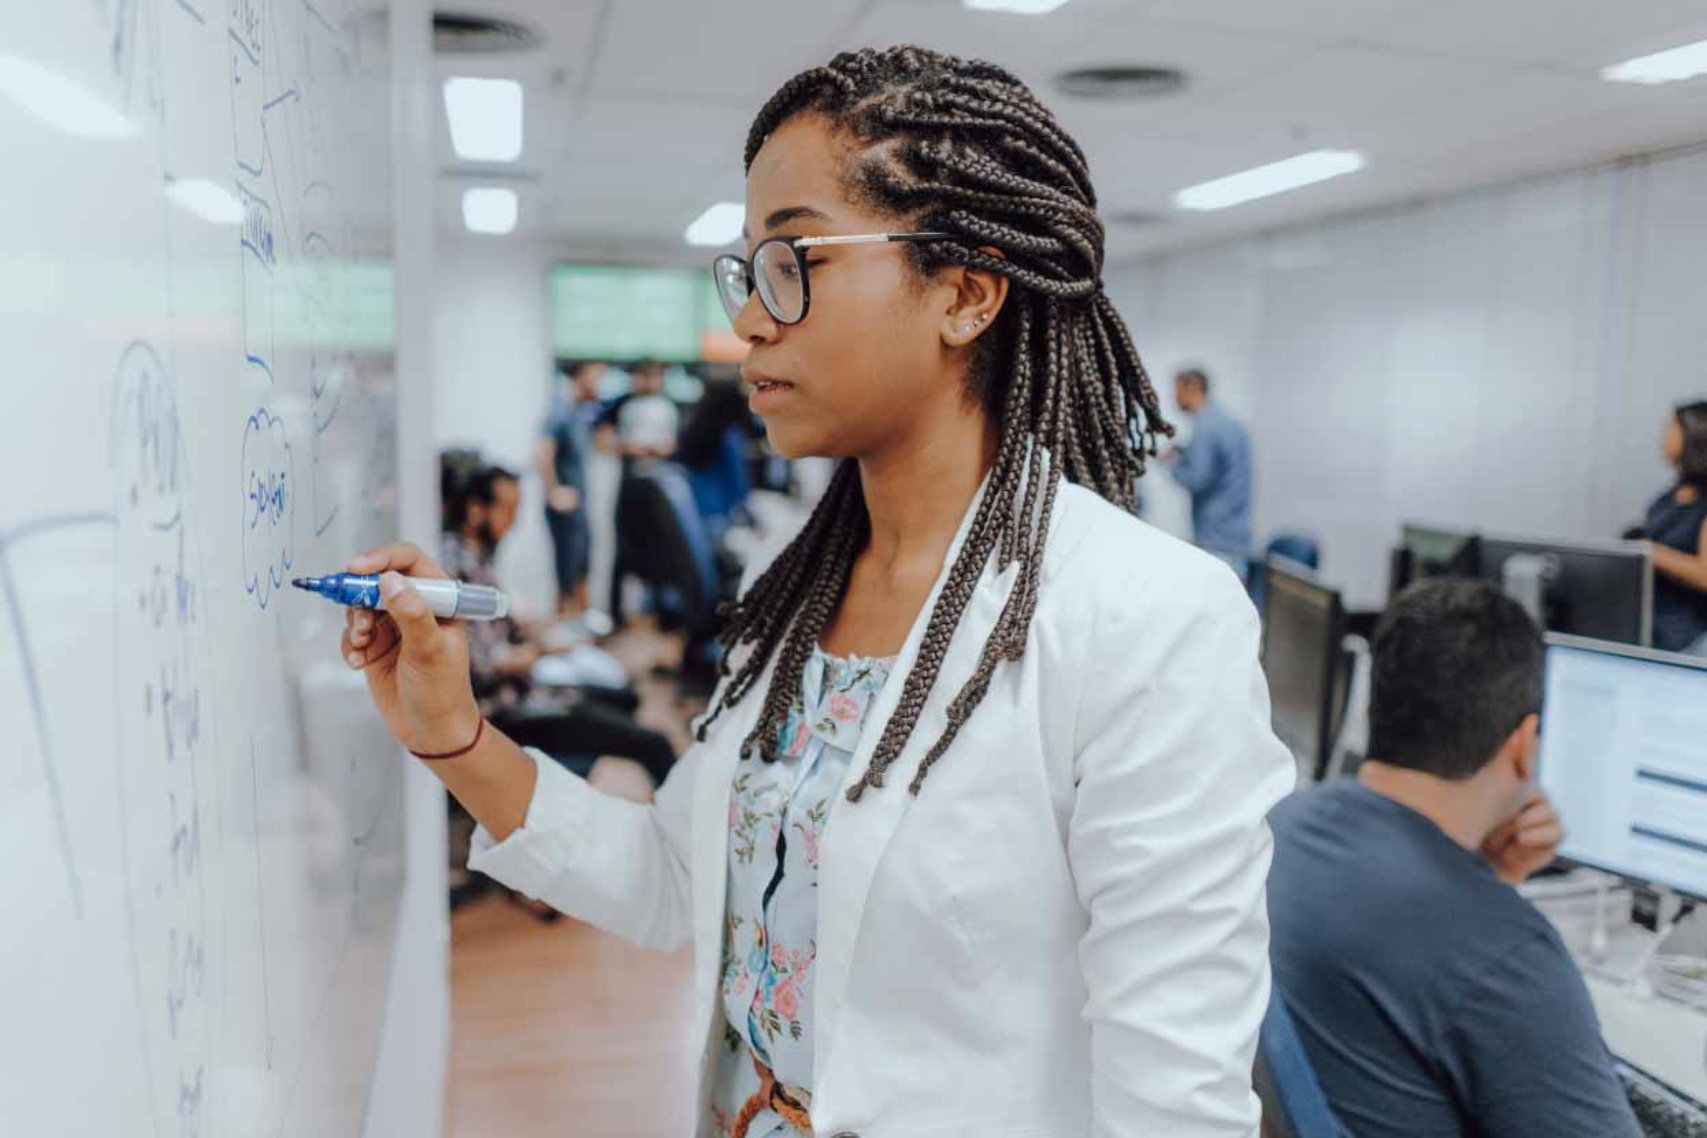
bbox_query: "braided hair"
[696,46,1172,801]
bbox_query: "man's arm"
[1169,429,1221,495]
[1452,932,1640,1137]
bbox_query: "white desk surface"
[1586,974,1707,1102]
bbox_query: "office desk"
[1587,974,1707,1101]
[1531,877,1707,1101]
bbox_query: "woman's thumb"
[380,572,439,650]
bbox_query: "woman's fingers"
[342,613,400,669]
[345,607,373,648]
[346,542,450,580]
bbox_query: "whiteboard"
[0,3,405,1135]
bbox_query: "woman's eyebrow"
[761,205,830,233]
[740,205,833,244]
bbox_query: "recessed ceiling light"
[1174,150,1365,211]
[963,0,1072,14]
[166,178,244,224]
[443,76,522,162]
[0,54,137,138]
[462,187,517,234]
[1602,38,1707,85]
[685,202,745,247]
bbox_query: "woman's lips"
[748,377,795,410]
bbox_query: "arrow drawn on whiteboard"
[0,512,118,920]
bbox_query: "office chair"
[1250,532,1323,613]
[1268,532,1321,570]
[1254,993,1343,1138]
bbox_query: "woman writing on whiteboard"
[341,47,1291,1137]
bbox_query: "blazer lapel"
[810,476,1019,1078]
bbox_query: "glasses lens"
[754,242,806,324]
[712,256,749,326]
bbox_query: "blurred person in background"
[1163,366,1252,576]
[1633,400,1707,655]
[538,360,606,618]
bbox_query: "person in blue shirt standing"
[537,360,606,617]
[1163,367,1252,574]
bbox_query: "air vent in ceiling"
[1055,65,1186,101]
[433,11,542,55]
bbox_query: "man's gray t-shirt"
[1268,781,1639,1137]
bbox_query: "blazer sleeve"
[468,742,698,952]
[1067,561,1295,1137]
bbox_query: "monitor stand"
[1581,877,1690,987]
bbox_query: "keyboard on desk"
[1621,1060,1707,1138]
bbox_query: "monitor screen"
[1263,561,1342,777]
[550,265,714,362]
[1538,637,1707,899]
[1479,536,1650,646]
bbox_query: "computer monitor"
[1478,535,1652,647]
[1389,523,1481,599]
[1261,558,1346,781]
[1538,635,1707,900]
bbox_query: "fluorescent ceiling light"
[166,178,243,224]
[963,0,1072,12]
[0,54,137,138]
[685,202,745,247]
[443,77,523,162]
[462,187,518,235]
[1601,38,1707,85]
[1173,150,1365,211]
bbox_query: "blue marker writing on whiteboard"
[291,573,510,621]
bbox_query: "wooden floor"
[447,624,705,1137]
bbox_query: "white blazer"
[470,478,1295,1137]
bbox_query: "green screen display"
[551,265,733,362]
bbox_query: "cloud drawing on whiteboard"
[241,407,294,608]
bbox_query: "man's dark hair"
[1368,579,1544,780]
[1176,367,1210,396]
[443,461,518,531]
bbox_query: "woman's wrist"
[406,702,484,761]
[409,715,486,761]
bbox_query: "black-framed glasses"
[712,232,953,327]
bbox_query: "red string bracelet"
[409,717,485,761]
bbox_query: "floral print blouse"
[708,646,895,1138]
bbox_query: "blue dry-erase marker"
[291,573,510,621]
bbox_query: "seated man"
[438,461,676,791]
[1268,578,1639,1137]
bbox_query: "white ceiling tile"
[431,0,1707,260]
[587,0,870,102]
[1366,0,1707,71]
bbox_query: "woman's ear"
[941,245,1009,348]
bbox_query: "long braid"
[702,46,1172,799]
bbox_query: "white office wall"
[1108,145,1707,609]
[433,236,559,617]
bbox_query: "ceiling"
[430,0,1707,265]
